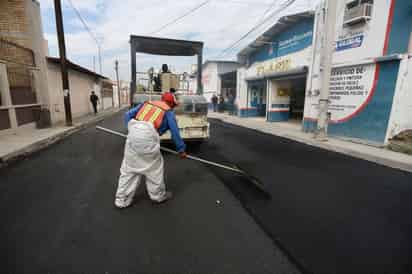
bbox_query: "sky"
[39,0,318,82]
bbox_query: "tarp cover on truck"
[130,35,203,56]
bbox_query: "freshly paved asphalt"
[0,113,299,274]
[197,119,412,274]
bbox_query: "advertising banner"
[328,63,377,122]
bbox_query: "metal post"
[316,0,338,140]
[130,41,137,106]
[115,60,121,108]
[98,45,102,74]
[408,31,412,53]
[197,51,203,95]
[93,56,96,72]
[54,0,73,126]
[0,62,18,130]
[246,84,249,117]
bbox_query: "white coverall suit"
[115,119,166,207]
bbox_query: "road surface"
[197,119,412,274]
[0,113,299,274]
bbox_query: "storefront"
[236,12,315,122]
[236,1,412,145]
[303,0,412,144]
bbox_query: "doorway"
[248,81,267,117]
[288,77,306,121]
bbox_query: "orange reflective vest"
[135,101,171,130]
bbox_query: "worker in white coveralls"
[114,92,187,208]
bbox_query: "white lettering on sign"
[328,64,376,122]
[278,31,313,51]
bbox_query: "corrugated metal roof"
[237,11,315,60]
[203,60,239,66]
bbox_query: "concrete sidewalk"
[208,112,412,173]
[0,107,127,167]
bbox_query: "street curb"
[209,116,412,174]
[0,108,126,169]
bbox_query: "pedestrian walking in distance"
[211,94,218,112]
[90,91,99,115]
[114,92,187,209]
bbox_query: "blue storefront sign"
[249,17,314,64]
[336,34,364,52]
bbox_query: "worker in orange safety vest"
[114,92,186,208]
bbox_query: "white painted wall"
[46,62,103,123]
[202,62,219,102]
[386,56,412,139]
[304,0,393,123]
[202,62,239,102]
[102,97,113,110]
[236,67,248,110]
[269,80,291,108]
[333,0,392,64]
[27,0,50,108]
[113,84,120,108]
[188,77,197,95]
[217,62,240,75]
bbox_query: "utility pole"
[54,0,73,126]
[93,56,96,72]
[115,60,121,108]
[316,0,338,140]
[98,45,102,74]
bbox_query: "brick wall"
[0,1,37,106]
[0,0,35,66]
[0,0,30,48]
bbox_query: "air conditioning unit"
[343,3,373,26]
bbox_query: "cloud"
[41,0,318,81]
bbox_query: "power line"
[65,0,99,45]
[217,0,295,58]
[214,0,278,43]
[149,0,211,35]
[260,0,280,20]
[218,0,275,5]
[215,0,296,58]
[65,0,102,73]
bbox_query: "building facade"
[237,12,314,121]
[46,58,109,123]
[236,0,412,145]
[113,80,130,108]
[0,0,49,133]
[201,60,239,102]
[0,0,113,134]
[304,0,412,144]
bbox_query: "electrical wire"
[218,0,275,5]
[215,0,296,58]
[65,0,101,46]
[260,0,280,21]
[217,0,295,58]
[149,0,211,35]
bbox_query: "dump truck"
[130,35,209,141]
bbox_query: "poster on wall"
[328,63,376,122]
[305,63,377,123]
